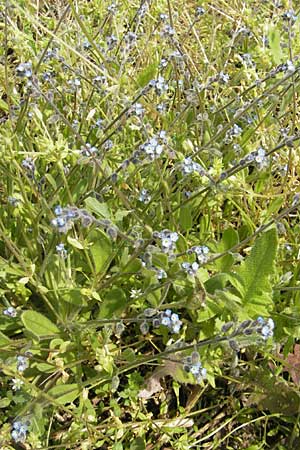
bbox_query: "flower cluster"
[180,157,206,176]
[187,245,210,264]
[140,308,182,334]
[154,267,167,280]
[160,24,176,39]
[106,34,118,50]
[181,261,199,276]
[67,77,81,92]
[282,9,297,24]
[153,309,182,334]
[21,157,35,176]
[253,147,269,170]
[153,229,178,254]
[80,143,98,157]
[150,76,169,95]
[16,62,32,78]
[8,196,20,207]
[139,131,168,161]
[183,351,207,383]
[224,123,243,144]
[222,317,275,342]
[51,205,94,233]
[11,419,30,443]
[127,102,145,117]
[107,2,118,14]
[283,60,296,73]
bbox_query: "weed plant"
[1,1,300,449]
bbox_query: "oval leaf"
[21,311,60,337]
[48,384,80,405]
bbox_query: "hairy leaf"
[230,228,278,316]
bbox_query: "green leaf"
[21,311,60,337]
[137,63,157,87]
[62,289,83,306]
[232,228,278,315]
[0,331,10,346]
[179,205,192,231]
[48,383,80,405]
[84,197,110,219]
[88,229,112,273]
[268,28,282,64]
[44,173,57,190]
[67,236,85,250]
[0,397,11,408]
[0,98,9,112]
[205,273,229,294]
[115,209,132,223]
[215,228,239,272]
[98,287,127,319]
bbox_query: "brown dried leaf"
[279,344,300,385]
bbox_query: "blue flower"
[54,205,63,216]
[16,355,29,373]
[3,306,17,317]
[16,62,32,78]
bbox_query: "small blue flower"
[156,268,167,280]
[54,205,63,216]
[219,71,229,83]
[161,316,171,327]
[256,317,275,340]
[16,62,32,78]
[56,217,66,228]
[139,188,151,204]
[16,355,29,373]
[183,351,207,383]
[21,157,35,172]
[195,7,205,16]
[8,196,20,206]
[181,261,199,276]
[56,243,67,258]
[3,306,17,317]
[11,419,30,443]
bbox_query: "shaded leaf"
[130,437,145,450]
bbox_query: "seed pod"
[152,318,161,328]
[143,308,157,318]
[107,227,118,241]
[111,375,120,392]
[115,322,125,336]
[191,351,200,364]
[221,321,234,333]
[140,321,149,335]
